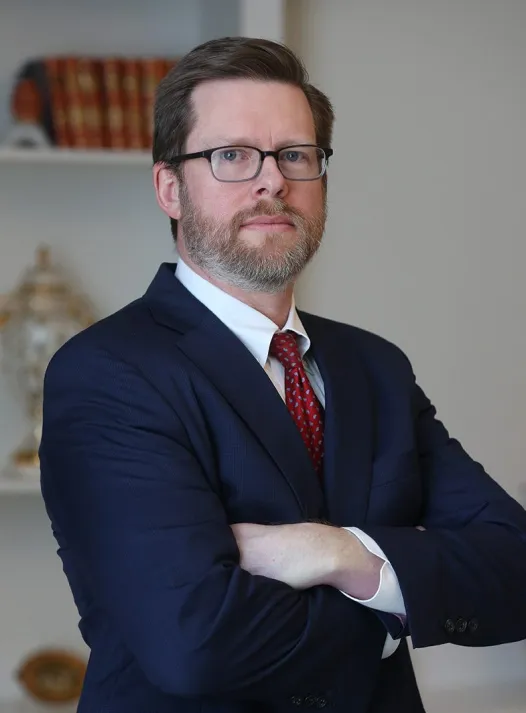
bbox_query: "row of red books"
[10,55,177,151]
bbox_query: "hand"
[231,522,382,598]
[231,522,334,589]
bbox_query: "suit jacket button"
[291,697,303,706]
[444,618,456,634]
[304,695,316,707]
[316,698,328,708]
[456,617,468,633]
[468,618,479,633]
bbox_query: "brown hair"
[153,36,334,239]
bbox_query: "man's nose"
[251,155,288,199]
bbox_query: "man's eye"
[282,151,305,163]
[219,149,247,162]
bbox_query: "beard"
[178,180,326,293]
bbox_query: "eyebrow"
[206,137,316,149]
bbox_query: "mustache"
[232,200,306,228]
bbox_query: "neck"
[178,250,294,328]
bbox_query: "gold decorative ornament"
[0,246,95,478]
[17,648,86,703]
[4,77,51,148]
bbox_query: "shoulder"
[44,296,161,388]
[299,310,414,377]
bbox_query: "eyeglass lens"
[210,146,326,181]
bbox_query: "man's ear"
[153,163,181,219]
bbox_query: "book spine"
[45,57,70,147]
[76,57,104,148]
[64,57,87,148]
[140,58,167,150]
[121,57,143,150]
[101,57,126,149]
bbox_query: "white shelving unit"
[0,698,76,713]
[0,0,286,706]
[0,473,40,495]
[0,148,151,166]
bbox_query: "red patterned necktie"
[270,331,324,474]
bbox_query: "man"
[39,37,526,713]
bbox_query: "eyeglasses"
[168,144,333,183]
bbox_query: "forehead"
[187,78,316,148]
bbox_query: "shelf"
[0,472,41,495]
[0,147,152,166]
[0,699,76,713]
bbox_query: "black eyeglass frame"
[166,144,334,183]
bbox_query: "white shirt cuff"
[380,633,400,659]
[341,527,406,617]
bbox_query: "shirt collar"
[175,258,311,367]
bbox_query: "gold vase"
[0,246,95,478]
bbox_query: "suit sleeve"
[363,377,526,649]
[39,344,388,699]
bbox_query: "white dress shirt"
[175,258,406,658]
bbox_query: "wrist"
[324,527,384,600]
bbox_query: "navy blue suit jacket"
[39,263,526,713]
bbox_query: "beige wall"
[288,0,526,702]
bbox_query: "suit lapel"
[144,264,323,518]
[301,313,374,527]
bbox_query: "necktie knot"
[269,331,302,368]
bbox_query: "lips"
[242,216,294,227]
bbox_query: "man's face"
[160,79,327,292]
